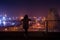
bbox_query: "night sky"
[0,0,60,17]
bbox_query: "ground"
[0,31,59,40]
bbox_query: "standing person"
[21,14,31,37]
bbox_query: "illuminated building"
[46,8,60,31]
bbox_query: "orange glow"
[37,23,40,26]
[20,16,24,19]
[42,17,46,22]
[14,27,18,30]
[4,28,8,31]
[33,16,37,19]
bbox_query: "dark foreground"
[0,31,60,40]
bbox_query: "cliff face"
[46,8,60,31]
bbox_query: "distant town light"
[4,14,7,17]
[3,17,6,20]
[39,17,41,18]
[12,23,15,25]
[42,17,46,22]
[4,28,8,31]
[37,23,40,26]
[20,16,23,19]
[3,21,6,26]
[9,17,11,20]
[33,16,37,19]
[37,18,40,21]
[0,20,2,24]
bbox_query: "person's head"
[24,14,28,19]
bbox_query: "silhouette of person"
[21,14,31,36]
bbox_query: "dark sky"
[0,0,60,17]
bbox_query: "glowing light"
[14,27,18,30]
[3,21,6,26]
[4,28,8,31]
[9,18,11,20]
[37,23,40,26]
[43,17,46,20]
[12,23,15,25]
[37,17,41,21]
[33,16,37,19]
[42,17,46,22]
[4,14,7,17]
[37,18,40,21]
[3,17,6,20]
[20,16,23,19]
[35,19,38,22]
[0,20,1,24]
[29,21,31,24]
[39,17,41,18]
